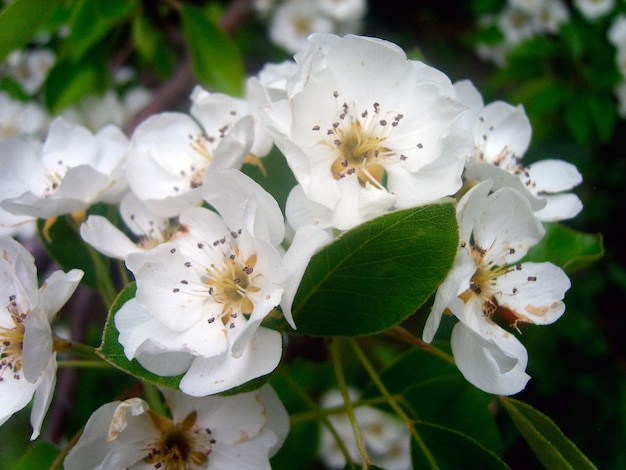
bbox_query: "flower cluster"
[0,30,582,467]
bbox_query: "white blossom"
[0,236,83,439]
[115,169,327,396]
[268,0,334,54]
[456,80,583,221]
[0,117,129,223]
[125,88,254,217]
[422,181,571,395]
[64,384,289,470]
[264,33,470,230]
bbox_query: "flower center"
[206,249,260,325]
[313,94,410,189]
[458,244,517,317]
[0,295,27,382]
[144,411,215,470]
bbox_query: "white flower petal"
[496,262,570,325]
[29,355,57,440]
[38,269,83,319]
[525,159,582,193]
[179,327,282,396]
[80,215,140,259]
[450,313,530,395]
[534,193,583,222]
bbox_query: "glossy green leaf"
[291,202,458,336]
[0,0,63,63]
[500,397,598,470]
[180,4,244,96]
[13,440,61,470]
[96,282,185,389]
[411,422,510,470]
[523,223,603,273]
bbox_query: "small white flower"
[423,181,571,395]
[0,236,83,439]
[125,89,254,217]
[269,0,335,54]
[0,91,49,141]
[318,0,367,22]
[319,388,411,470]
[456,80,583,221]
[497,6,537,45]
[532,0,570,34]
[64,384,289,470]
[0,117,129,222]
[264,33,469,230]
[115,169,327,395]
[574,0,614,20]
[4,49,56,95]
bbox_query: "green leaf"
[97,282,274,395]
[180,4,244,96]
[66,0,137,62]
[362,346,457,397]
[500,397,598,470]
[291,202,459,336]
[405,377,502,454]
[523,223,604,273]
[12,440,61,470]
[0,0,63,63]
[411,422,510,470]
[96,282,185,389]
[44,40,110,114]
[131,16,174,78]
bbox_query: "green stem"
[330,338,370,470]
[349,337,440,470]
[142,382,167,417]
[280,368,356,470]
[390,325,455,365]
[54,337,100,359]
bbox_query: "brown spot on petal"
[524,304,549,316]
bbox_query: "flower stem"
[390,325,455,364]
[142,382,167,417]
[349,337,440,469]
[330,338,370,470]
